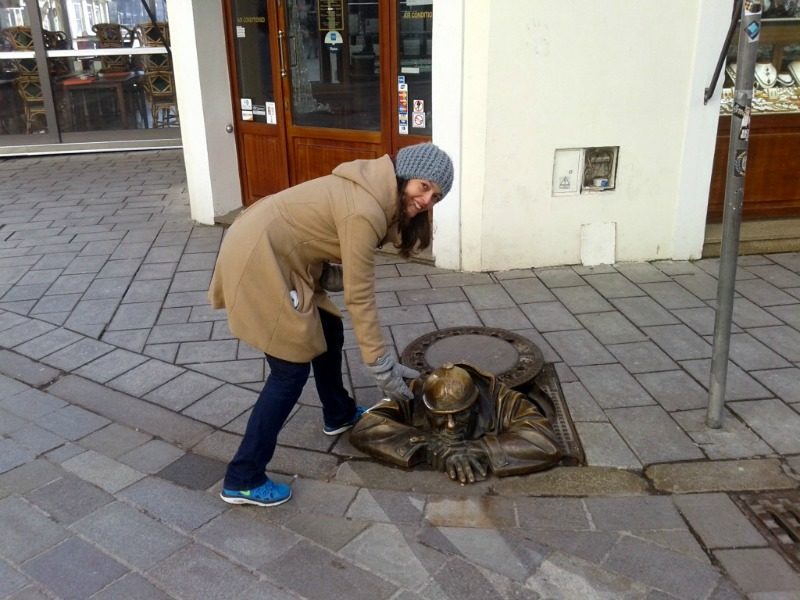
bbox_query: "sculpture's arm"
[350,405,428,468]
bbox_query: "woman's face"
[402,179,442,219]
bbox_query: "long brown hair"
[395,177,432,258]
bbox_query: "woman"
[209,143,454,507]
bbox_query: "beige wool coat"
[208,155,400,364]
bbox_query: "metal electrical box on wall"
[552,147,619,195]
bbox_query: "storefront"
[709,7,800,223]
[223,0,434,204]
[0,0,180,154]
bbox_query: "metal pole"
[707,1,762,429]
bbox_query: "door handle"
[225,124,233,133]
[278,30,287,77]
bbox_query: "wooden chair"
[92,23,137,73]
[143,70,178,127]
[15,75,47,133]
[1,26,37,75]
[137,22,171,71]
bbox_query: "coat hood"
[333,155,399,227]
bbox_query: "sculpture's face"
[426,406,477,441]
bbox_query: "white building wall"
[434,0,730,270]
[169,0,241,225]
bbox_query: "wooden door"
[224,1,435,206]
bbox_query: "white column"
[167,0,241,225]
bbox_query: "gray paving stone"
[100,329,150,352]
[82,276,131,301]
[169,269,213,292]
[156,306,192,324]
[62,254,107,275]
[345,488,426,525]
[8,423,65,454]
[182,383,257,426]
[428,302,481,328]
[90,573,173,600]
[552,285,614,314]
[520,301,582,332]
[22,537,128,600]
[195,509,301,569]
[1,320,55,347]
[462,283,516,309]
[1,283,50,302]
[12,328,82,360]
[0,496,69,563]
[728,398,800,454]
[714,548,800,593]
[117,439,184,474]
[189,303,229,322]
[635,370,709,411]
[263,540,397,600]
[610,296,679,326]
[0,310,28,331]
[176,252,217,271]
[606,405,704,464]
[608,341,678,373]
[107,359,183,397]
[119,477,224,531]
[46,375,212,447]
[735,278,798,306]
[47,273,95,295]
[0,387,67,420]
[615,262,672,283]
[477,307,534,330]
[0,560,29,597]
[561,381,608,421]
[25,474,114,524]
[0,439,36,474]
[61,449,145,493]
[501,276,557,303]
[280,405,335,452]
[671,408,774,460]
[78,422,151,458]
[396,286,466,305]
[582,273,644,298]
[30,293,83,315]
[64,298,120,331]
[747,325,800,362]
[523,530,620,566]
[514,496,590,530]
[144,370,224,411]
[751,367,800,403]
[73,501,190,570]
[162,290,210,307]
[532,267,583,288]
[188,358,265,384]
[585,495,686,531]
[147,321,213,344]
[73,348,148,383]
[106,301,161,330]
[672,272,720,300]
[575,422,642,469]
[602,535,720,599]
[728,332,792,371]
[156,452,226,490]
[96,258,142,278]
[577,311,646,345]
[175,339,238,364]
[40,337,113,371]
[680,358,771,400]
[37,404,110,441]
[573,364,654,408]
[642,324,712,360]
[135,261,178,280]
[674,493,767,549]
[672,306,726,336]
[121,278,170,303]
[544,330,616,366]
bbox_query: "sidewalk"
[1,149,799,599]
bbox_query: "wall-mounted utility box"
[552,146,620,196]
[581,146,619,192]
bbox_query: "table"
[59,72,147,130]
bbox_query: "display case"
[708,9,800,222]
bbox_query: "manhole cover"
[734,490,800,572]
[401,326,544,389]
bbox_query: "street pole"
[707,1,762,429]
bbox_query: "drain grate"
[531,363,585,466]
[734,490,800,571]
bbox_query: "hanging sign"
[412,99,425,128]
[324,30,343,53]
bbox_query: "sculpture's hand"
[445,445,489,484]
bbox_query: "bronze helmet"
[422,363,479,414]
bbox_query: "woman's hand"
[367,354,419,400]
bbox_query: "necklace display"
[754,62,778,89]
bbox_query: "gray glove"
[367,353,420,400]
[320,262,344,292]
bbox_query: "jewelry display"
[789,60,800,84]
[754,61,778,88]
[778,71,796,86]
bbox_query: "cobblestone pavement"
[1,150,799,599]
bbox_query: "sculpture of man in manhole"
[350,362,562,484]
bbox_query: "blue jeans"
[223,309,356,490]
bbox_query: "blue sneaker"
[323,406,367,436]
[219,479,292,507]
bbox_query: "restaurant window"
[1,0,178,150]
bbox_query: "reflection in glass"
[232,0,273,125]
[286,0,380,130]
[398,1,432,136]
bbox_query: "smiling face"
[402,179,442,219]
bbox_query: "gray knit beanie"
[395,143,454,198]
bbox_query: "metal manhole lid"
[401,326,544,389]
[734,490,800,572]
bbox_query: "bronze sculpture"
[350,362,562,483]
